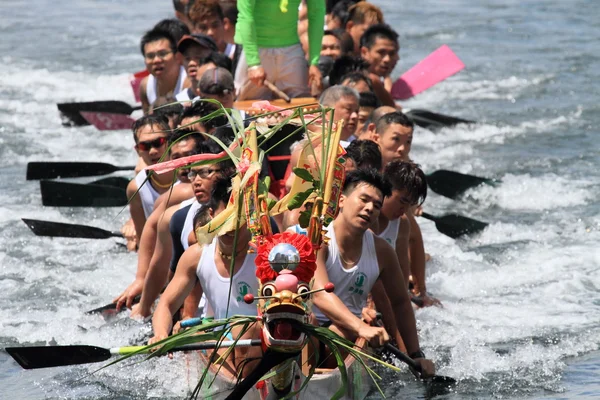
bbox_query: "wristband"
[409,350,426,359]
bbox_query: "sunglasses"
[136,136,167,151]
[144,50,173,61]
[188,168,221,180]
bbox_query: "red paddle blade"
[130,70,149,103]
[80,112,136,131]
[392,45,465,100]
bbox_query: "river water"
[1,0,599,399]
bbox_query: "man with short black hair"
[345,2,384,55]
[321,29,343,60]
[139,28,188,114]
[374,111,413,168]
[357,91,380,136]
[360,23,400,92]
[311,169,435,376]
[344,139,382,171]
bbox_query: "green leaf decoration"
[292,167,314,182]
[298,209,311,229]
[266,198,276,211]
[287,188,312,210]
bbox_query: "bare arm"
[134,205,177,318]
[406,212,426,295]
[370,280,406,352]
[150,244,202,342]
[395,214,412,286]
[139,76,150,114]
[127,179,146,246]
[375,236,421,354]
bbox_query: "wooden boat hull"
[182,337,372,400]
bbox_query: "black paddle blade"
[22,218,121,239]
[90,176,130,190]
[406,109,474,130]
[421,212,488,239]
[6,345,111,369]
[57,100,136,116]
[85,295,140,316]
[40,180,128,207]
[27,161,134,180]
[427,169,496,199]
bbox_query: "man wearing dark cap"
[198,67,235,109]
[175,33,218,102]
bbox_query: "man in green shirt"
[234,0,325,100]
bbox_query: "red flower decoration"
[255,232,316,284]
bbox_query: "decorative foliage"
[255,232,316,284]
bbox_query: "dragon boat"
[139,102,395,399]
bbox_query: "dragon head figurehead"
[247,232,316,353]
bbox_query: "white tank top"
[181,200,202,250]
[196,239,258,319]
[313,223,380,324]
[377,218,401,247]
[146,65,187,105]
[134,170,162,219]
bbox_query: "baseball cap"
[177,34,218,53]
[199,67,235,95]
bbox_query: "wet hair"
[319,84,360,107]
[375,111,414,135]
[177,100,227,131]
[360,23,399,49]
[329,56,369,86]
[330,0,358,26]
[359,91,380,109]
[131,114,170,142]
[173,0,186,13]
[140,27,177,55]
[152,97,183,118]
[167,126,204,147]
[344,139,382,171]
[188,0,224,23]
[200,51,233,73]
[347,2,384,26]
[342,168,391,197]
[340,71,373,92]
[383,161,427,206]
[335,29,355,55]
[220,1,238,24]
[153,18,190,45]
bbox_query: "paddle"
[81,111,137,131]
[40,180,127,207]
[384,343,457,385]
[420,212,488,238]
[405,109,474,130]
[22,218,123,239]
[57,100,141,127]
[6,339,262,370]
[426,170,496,199]
[27,161,135,180]
[85,295,140,316]
[392,45,464,100]
[90,176,130,190]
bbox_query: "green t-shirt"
[234,0,325,67]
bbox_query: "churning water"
[1,0,599,399]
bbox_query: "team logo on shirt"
[237,281,252,302]
[348,272,367,295]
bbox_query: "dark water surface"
[1,0,599,399]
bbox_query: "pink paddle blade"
[391,45,465,100]
[130,70,149,103]
[80,112,136,131]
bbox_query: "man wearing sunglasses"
[139,27,188,114]
[125,115,174,249]
[131,142,236,319]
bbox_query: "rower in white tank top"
[196,239,259,319]
[146,65,187,105]
[377,218,401,247]
[134,170,162,219]
[313,223,380,324]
